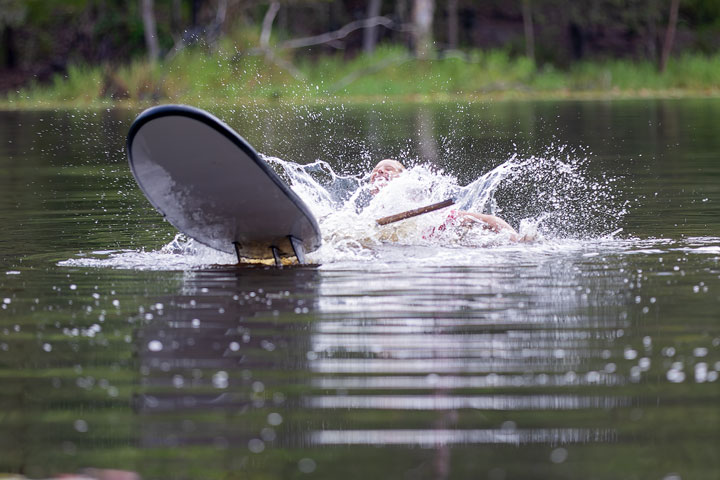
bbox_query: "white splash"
[60,151,634,270]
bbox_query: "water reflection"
[416,105,439,166]
[305,395,628,410]
[86,246,718,472]
[135,267,318,456]
[126,265,632,480]
[301,264,634,451]
[311,428,616,446]
[1,100,719,478]
[118,258,670,480]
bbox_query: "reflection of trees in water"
[307,268,623,476]
[416,104,439,168]
[134,268,318,471]
[132,255,650,477]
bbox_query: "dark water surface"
[0,99,719,480]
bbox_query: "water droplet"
[248,438,265,453]
[638,357,651,371]
[501,421,517,431]
[267,412,283,426]
[693,347,708,357]
[74,419,88,433]
[550,447,568,464]
[260,427,276,442]
[694,363,708,383]
[62,441,77,455]
[666,369,685,383]
[298,458,316,473]
[213,371,229,389]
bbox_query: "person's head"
[369,159,405,186]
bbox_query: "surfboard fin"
[270,246,283,267]
[233,242,243,264]
[289,236,306,265]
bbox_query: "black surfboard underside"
[127,105,321,259]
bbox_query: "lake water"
[0,99,718,480]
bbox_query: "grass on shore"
[3,39,720,109]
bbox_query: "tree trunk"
[140,0,160,63]
[3,26,17,69]
[191,0,201,28]
[522,0,535,62]
[645,6,658,63]
[395,0,408,45]
[214,0,227,29]
[412,0,435,59]
[447,0,458,50]
[569,22,583,60]
[659,0,680,72]
[171,0,182,35]
[363,0,383,54]
[260,2,280,49]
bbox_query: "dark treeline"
[1,0,719,92]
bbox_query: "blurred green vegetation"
[3,42,720,108]
[1,1,719,107]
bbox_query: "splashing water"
[60,148,628,269]
[264,147,626,253]
[476,147,628,239]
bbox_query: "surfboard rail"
[127,104,321,263]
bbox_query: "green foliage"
[0,0,27,28]
[2,0,720,95]
[4,43,720,109]
[8,64,105,106]
[24,0,87,24]
[542,52,720,92]
[683,0,720,26]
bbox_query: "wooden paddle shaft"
[376,198,456,226]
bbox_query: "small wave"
[58,236,236,270]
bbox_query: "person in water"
[369,159,523,241]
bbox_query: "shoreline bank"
[3,88,720,111]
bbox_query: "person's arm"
[456,211,520,241]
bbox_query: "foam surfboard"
[126,105,321,263]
